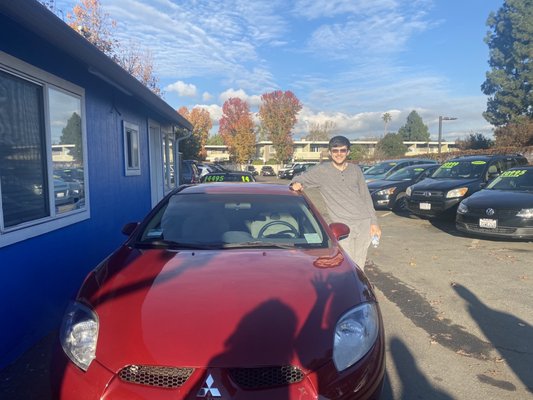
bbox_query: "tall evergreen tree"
[398,111,430,141]
[482,0,533,126]
[60,112,83,163]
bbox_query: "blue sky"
[54,0,504,141]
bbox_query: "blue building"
[0,1,192,368]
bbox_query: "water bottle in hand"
[371,234,380,248]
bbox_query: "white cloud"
[194,104,223,123]
[219,88,262,107]
[102,0,284,91]
[293,0,400,19]
[202,92,213,102]
[165,80,197,97]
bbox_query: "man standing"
[290,136,381,270]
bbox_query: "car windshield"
[386,166,425,181]
[136,193,328,249]
[432,160,486,179]
[364,161,398,175]
[486,169,533,191]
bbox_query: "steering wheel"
[257,220,299,239]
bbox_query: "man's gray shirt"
[291,162,378,225]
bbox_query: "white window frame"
[123,121,141,176]
[0,51,90,248]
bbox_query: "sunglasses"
[330,148,348,154]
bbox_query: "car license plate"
[419,202,431,210]
[479,218,497,229]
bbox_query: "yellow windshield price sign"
[442,162,459,168]
[471,161,487,165]
[501,170,527,178]
[205,175,225,182]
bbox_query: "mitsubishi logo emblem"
[486,208,495,216]
[197,374,221,398]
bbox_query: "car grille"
[412,190,444,199]
[466,208,518,217]
[118,365,194,388]
[229,366,304,389]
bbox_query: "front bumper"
[52,332,385,400]
[456,214,533,239]
[406,197,462,217]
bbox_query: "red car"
[53,183,385,399]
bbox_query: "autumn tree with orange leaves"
[219,98,256,164]
[178,106,213,160]
[66,0,161,95]
[259,90,302,163]
[66,0,117,56]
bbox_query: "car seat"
[486,164,499,180]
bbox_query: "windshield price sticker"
[205,175,225,182]
[414,168,424,172]
[442,162,459,169]
[471,161,487,165]
[501,170,527,178]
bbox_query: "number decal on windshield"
[205,175,225,182]
[441,162,459,168]
[500,170,527,178]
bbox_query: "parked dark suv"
[179,160,200,185]
[405,154,528,218]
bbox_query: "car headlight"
[517,208,533,218]
[60,301,99,371]
[446,187,468,198]
[333,302,379,372]
[376,187,396,196]
[406,186,412,196]
[457,202,468,214]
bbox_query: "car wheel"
[393,193,408,212]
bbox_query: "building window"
[0,52,89,248]
[123,121,140,176]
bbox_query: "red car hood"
[81,246,373,373]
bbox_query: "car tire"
[393,193,408,212]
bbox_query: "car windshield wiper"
[134,239,221,250]
[222,241,296,249]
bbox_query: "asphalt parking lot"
[1,176,532,399]
[368,208,533,400]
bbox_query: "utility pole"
[438,116,458,157]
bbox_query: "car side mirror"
[122,222,139,236]
[329,223,350,241]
